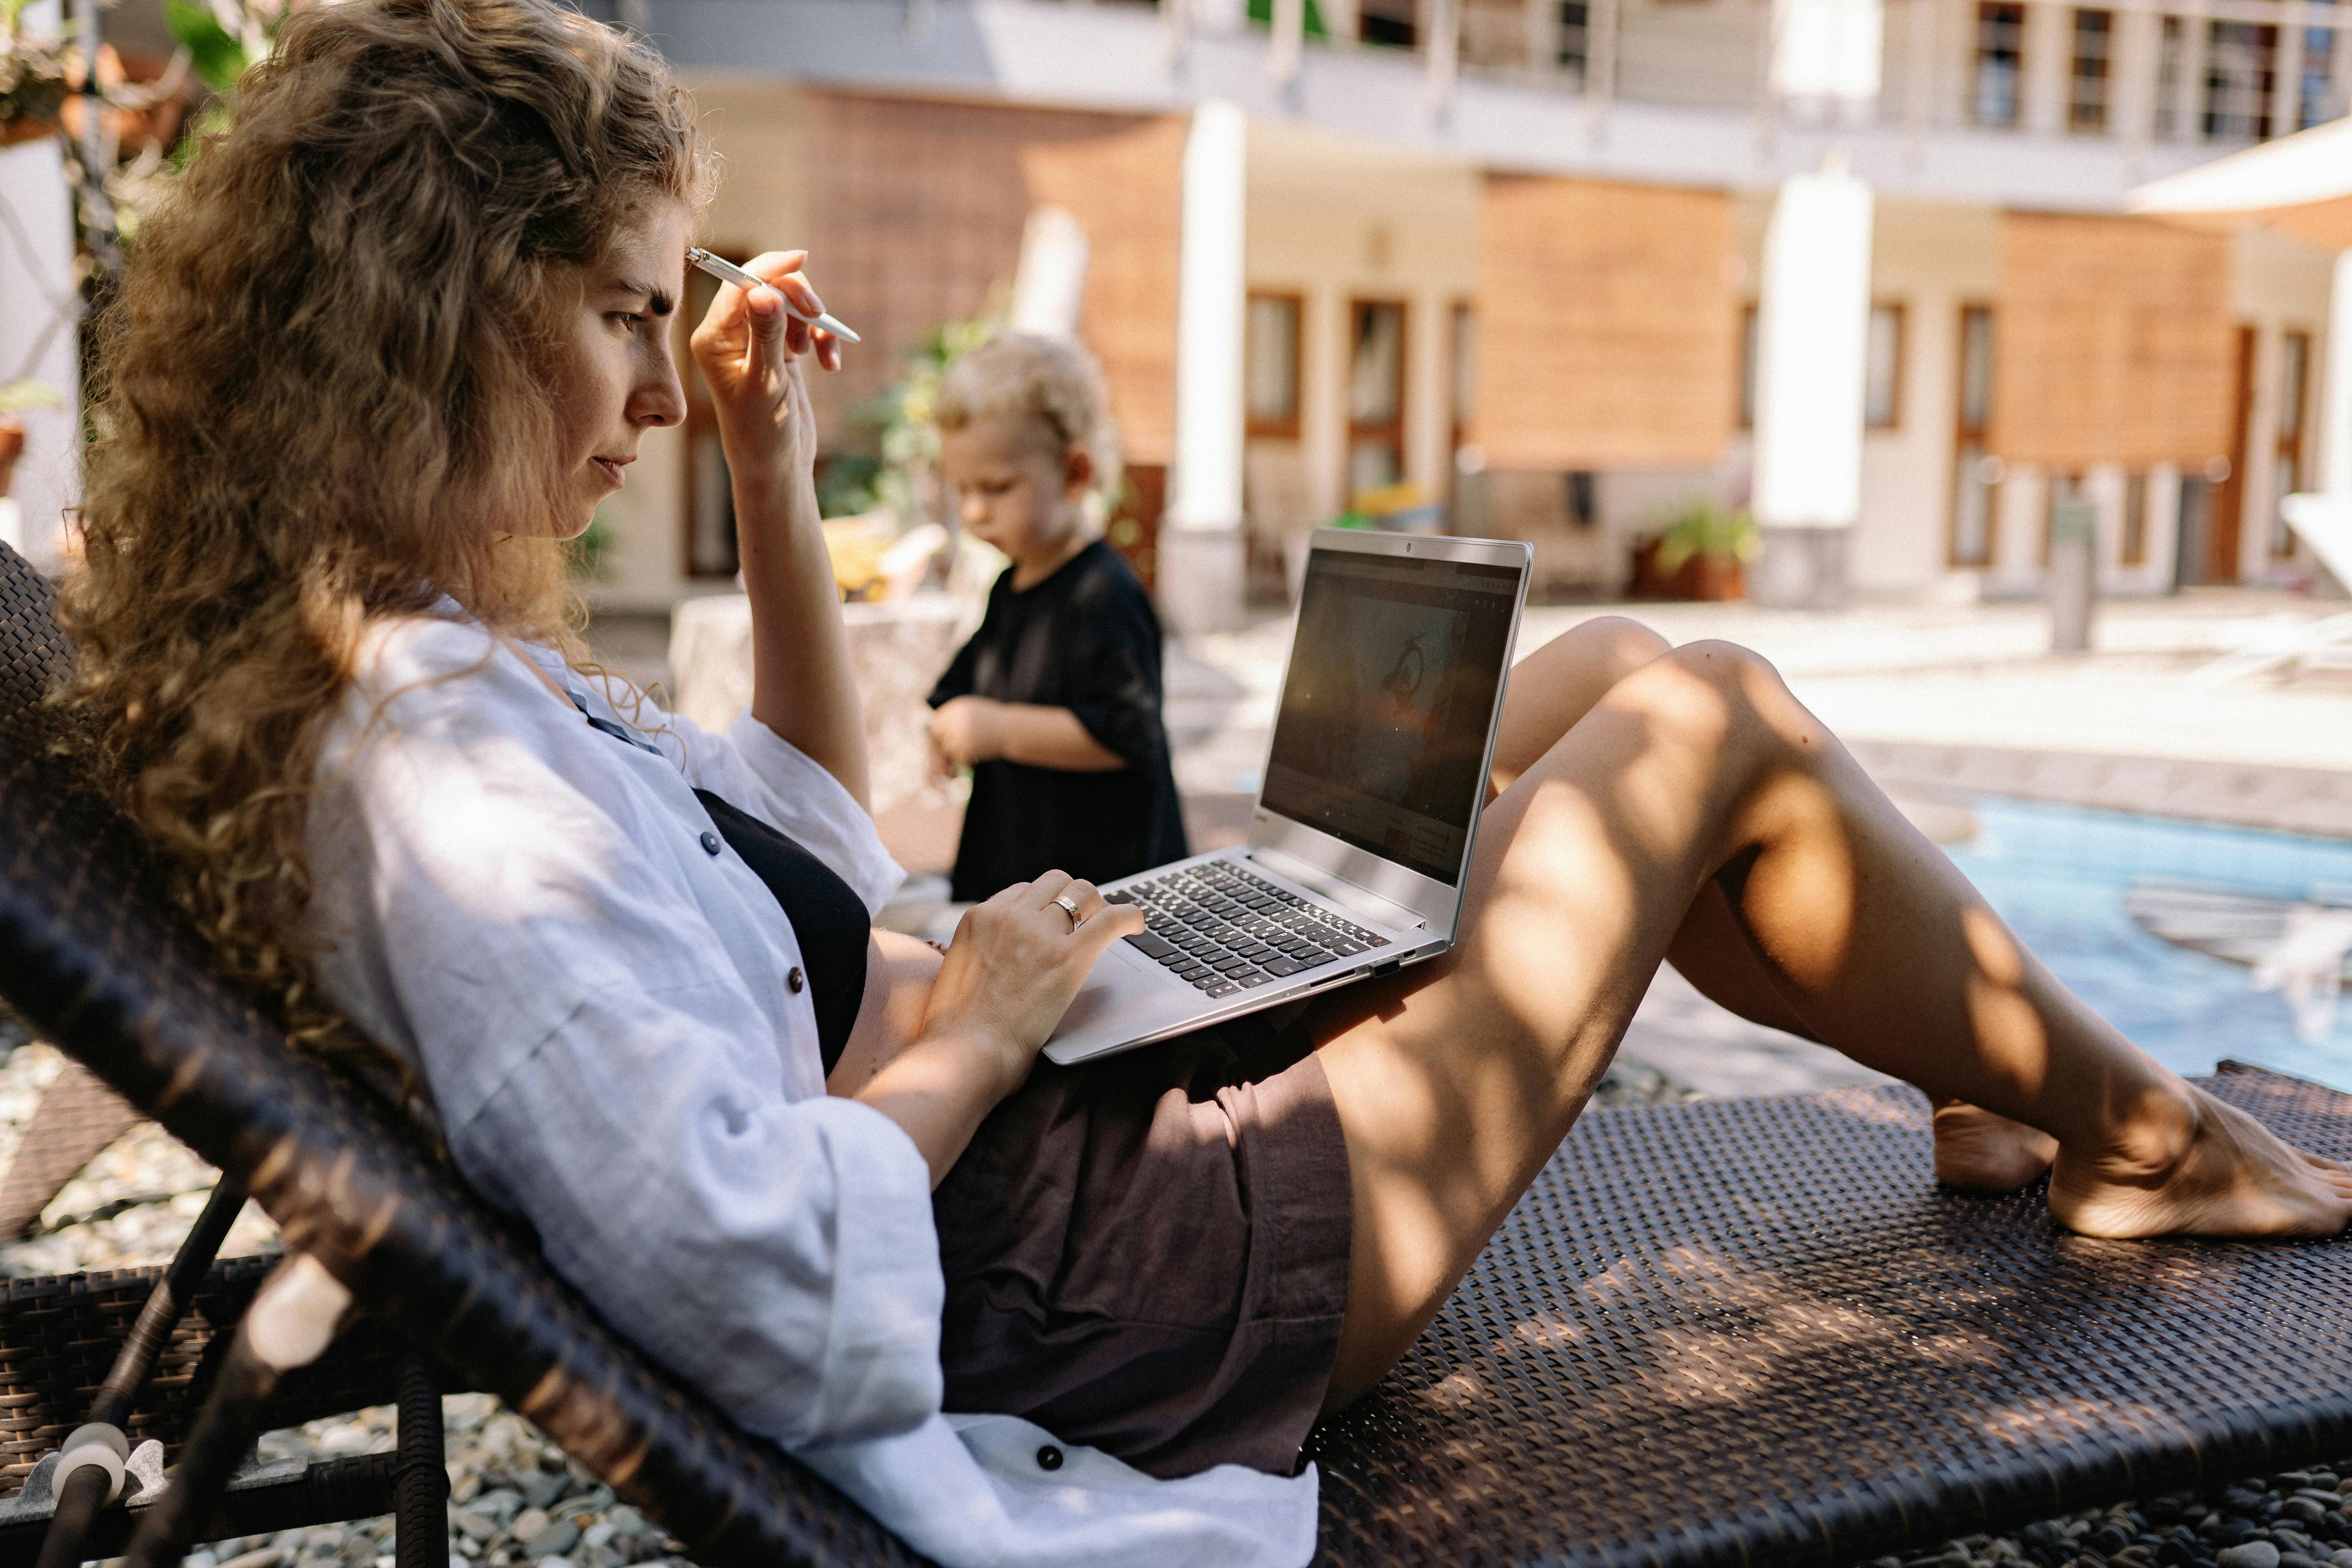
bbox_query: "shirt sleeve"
[314,621,943,1447]
[681,712,905,915]
[927,629,981,710]
[1062,584,1170,770]
[572,671,904,917]
[456,992,944,1448]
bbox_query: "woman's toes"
[1932,1100,2060,1192]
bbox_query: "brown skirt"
[931,1009,1353,1481]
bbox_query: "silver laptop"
[1045,527,1532,1065]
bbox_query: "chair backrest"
[0,542,922,1568]
[0,539,69,750]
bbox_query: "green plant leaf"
[164,0,249,94]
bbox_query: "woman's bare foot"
[1933,1100,2060,1192]
[2048,1081,2352,1239]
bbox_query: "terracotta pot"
[0,115,60,149]
[1628,539,1747,601]
[0,423,24,501]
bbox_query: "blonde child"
[927,334,1188,901]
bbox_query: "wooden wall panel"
[1020,119,1184,465]
[1991,212,2235,468]
[1474,176,1737,470]
[807,94,1180,463]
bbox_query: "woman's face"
[539,199,692,539]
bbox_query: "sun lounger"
[3,539,2349,1568]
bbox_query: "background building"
[15,0,2316,621]
[581,0,2348,622]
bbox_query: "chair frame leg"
[392,1352,446,1568]
[31,1178,249,1568]
[122,1254,352,1568]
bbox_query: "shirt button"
[699,831,722,856]
[1035,1445,1063,1472]
[786,967,805,993]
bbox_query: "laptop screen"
[1259,547,1522,886]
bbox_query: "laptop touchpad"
[1045,943,1204,1064]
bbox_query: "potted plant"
[1631,501,1757,601]
[0,14,69,148]
[0,381,61,500]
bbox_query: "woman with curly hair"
[58,1,2352,1561]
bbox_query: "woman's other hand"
[687,250,840,502]
[857,872,1145,1185]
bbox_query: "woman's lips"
[593,456,630,487]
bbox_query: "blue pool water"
[1946,797,2352,1092]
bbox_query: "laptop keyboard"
[1106,861,1390,999]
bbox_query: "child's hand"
[930,697,1003,771]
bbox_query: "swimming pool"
[1946,797,2352,1092]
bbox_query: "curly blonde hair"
[935,332,1123,497]
[59,0,706,1067]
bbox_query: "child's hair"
[935,332,1122,497]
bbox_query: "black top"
[571,699,868,1075]
[693,790,869,1076]
[928,539,1188,902]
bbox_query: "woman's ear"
[1062,446,1095,500]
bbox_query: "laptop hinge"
[1246,846,1427,931]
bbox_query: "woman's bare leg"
[1492,619,2061,1188]
[1492,617,1820,1043]
[1309,639,2352,1404]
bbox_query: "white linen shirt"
[304,609,1319,1568]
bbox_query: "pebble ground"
[1,1018,2345,1568]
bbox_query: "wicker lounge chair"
[4,536,2351,1568]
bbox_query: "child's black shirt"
[928,540,1189,902]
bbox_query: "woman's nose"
[634,351,687,428]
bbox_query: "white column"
[2114,7,2161,160]
[0,136,82,573]
[2270,19,2305,137]
[1007,207,1090,340]
[1424,0,1461,111]
[2022,1,2071,134]
[1771,0,1884,112]
[2317,250,2352,504]
[1750,162,1874,608]
[1163,100,1249,634]
[1269,0,1305,84]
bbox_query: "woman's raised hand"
[920,872,1149,1092]
[686,250,841,502]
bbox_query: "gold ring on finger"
[1051,893,1081,931]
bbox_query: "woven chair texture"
[1305,1065,2352,1566]
[0,1060,142,1240]
[0,1254,416,1494]
[7,539,2352,1568]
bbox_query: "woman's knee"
[1561,615,1672,684]
[1636,639,1820,763]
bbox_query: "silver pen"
[686,247,862,344]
